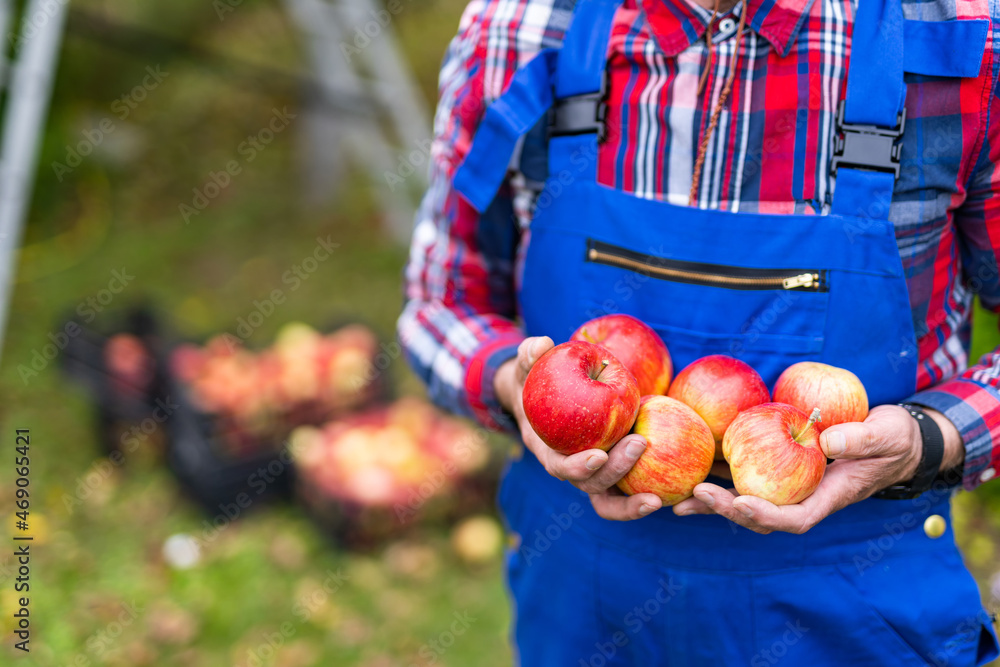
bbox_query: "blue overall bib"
[453,0,1000,663]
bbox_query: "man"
[399,0,1000,663]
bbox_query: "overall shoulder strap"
[830,0,905,219]
[555,0,621,98]
[830,0,988,218]
[454,0,621,212]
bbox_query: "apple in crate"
[617,396,715,505]
[773,361,868,433]
[722,403,826,505]
[571,314,673,395]
[667,354,770,457]
[522,341,640,455]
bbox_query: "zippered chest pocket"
[581,239,830,386]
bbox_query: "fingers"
[819,405,916,460]
[515,336,555,383]
[576,434,647,493]
[590,490,662,521]
[685,463,861,534]
[546,447,610,483]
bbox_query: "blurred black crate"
[164,375,294,514]
[59,306,171,458]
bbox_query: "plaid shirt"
[399,0,1000,490]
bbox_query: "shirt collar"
[639,0,816,58]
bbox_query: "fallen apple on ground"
[722,403,826,505]
[522,341,640,455]
[571,314,673,395]
[773,361,868,433]
[617,395,716,505]
[667,354,770,458]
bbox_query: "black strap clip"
[549,73,608,142]
[831,100,906,180]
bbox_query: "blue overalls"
[453,0,1000,663]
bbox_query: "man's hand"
[672,404,964,534]
[494,336,662,521]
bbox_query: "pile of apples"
[104,333,158,401]
[169,322,384,455]
[290,398,494,544]
[523,315,869,506]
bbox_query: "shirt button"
[924,514,947,539]
[718,17,736,33]
[981,468,996,483]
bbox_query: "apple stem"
[793,408,822,443]
[581,328,596,344]
[601,359,609,369]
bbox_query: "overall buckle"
[549,71,608,142]
[831,101,906,179]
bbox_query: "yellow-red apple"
[772,361,868,433]
[666,354,770,458]
[617,395,715,505]
[571,314,673,395]
[722,403,826,505]
[522,341,640,455]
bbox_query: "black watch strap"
[873,404,945,500]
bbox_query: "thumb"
[819,422,877,459]
[517,336,554,378]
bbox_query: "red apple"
[617,396,715,505]
[522,341,640,455]
[722,403,826,505]
[667,355,770,458]
[571,314,673,395]
[772,361,868,433]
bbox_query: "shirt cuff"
[907,378,1000,491]
[465,333,525,433]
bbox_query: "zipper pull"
[782,273,816,290]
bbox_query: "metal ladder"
[0,0,431,363]
[0,0,69,365]
[283,0,431,242]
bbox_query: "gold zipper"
[587,247,820,291]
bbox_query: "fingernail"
[625,439,646,458]
[695,492,714,507]
[586,454,604,470]
[639,503,656,516]
[735,502,754,518]
[675,508,692,517]
[823,431,846,456]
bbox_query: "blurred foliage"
[0,0,997,663]
[4,0,515,664]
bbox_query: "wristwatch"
[873,404,945,500]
